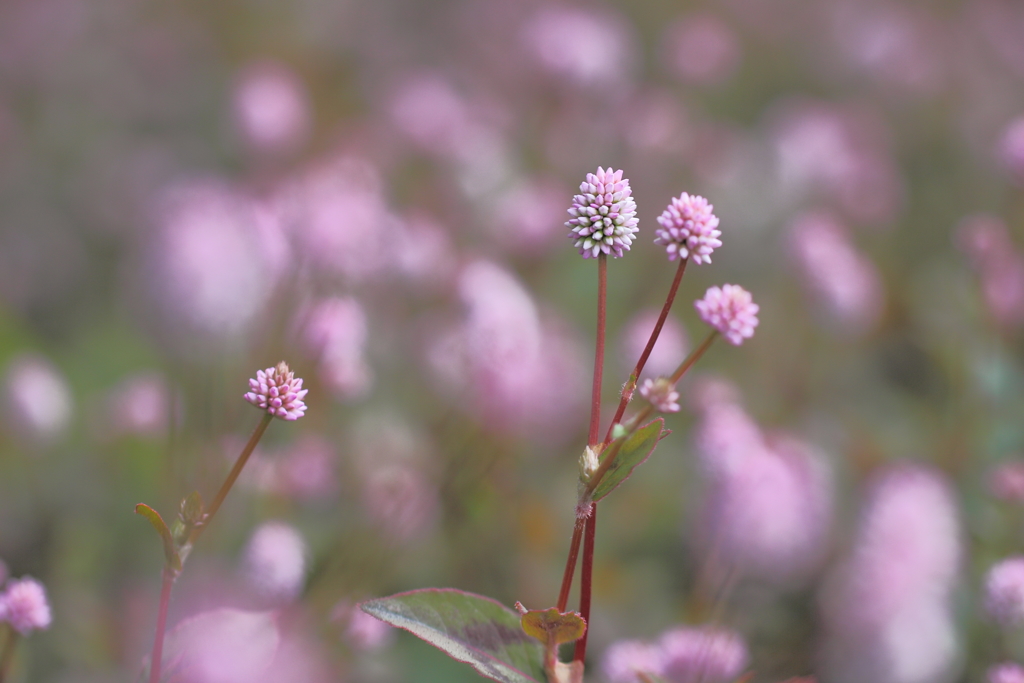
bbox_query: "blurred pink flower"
[232,62,310,154]
[658,626,748,683]
[984,557,1024,628]
[990,663,1024,683]
[334,602,396,651]
[3,353,73,443]
[662,14,742,86]
[491,178,571,253]
[389,75,472,156]
[620,309,689,380]
[601,639,665,683]
[274,436,337,501]
[106,373,170,438]
[156,608,279,683]
[242,522,307,603]
[997,117,1024,183]
[427,261,585,435]
[654,192,722,264]
[299,297,372,400]
[695,284,759,345]
[141,180,289,348]
[787,212,885,336]
[361,464,439,542]
[521,6,634,87]
[988,460,1024,503]
[0,576,52,634]
[819,464,962,683]
[393,214,457,287]
[566,167,639,259]
[244,361,308,421]
[956,214,1024,329]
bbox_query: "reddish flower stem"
[147,568,174,683]
[556,517,586,612]
[0,629,17,683]
[670,331,718,384]
[573,506,596,664]
[604,258,688,445]
[589,254,608,448]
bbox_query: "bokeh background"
[1,0,1024,680]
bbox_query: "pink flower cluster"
[0,576,52,635]
[695,284,759,345]
[985,557,1024,628]
[244,362,308,421]
[601,625,748,683]
[653,192,722,264]
[639,377,680,413]
[565,167,639,258]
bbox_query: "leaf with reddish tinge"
[360,589,545,683]
[591,418,664,502]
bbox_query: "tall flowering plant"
[360,168,759,683]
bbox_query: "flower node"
[566,167,639,259]
[695,284,759,345]
[244,361,308,420]
[654,192,722,264]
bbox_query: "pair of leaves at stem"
[587,418,666,503]
[135,491,205,575]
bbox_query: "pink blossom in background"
[990,663,1024,683]
[601,639,666,683]
[360,464,439,542]
[427,261,585,435]
[622,91,691,155]
[693,396,765,479]
[3,353,73,443]
[988,460,1024,503]
[819,464,963,683]
[242,522,308,603]
[153,608,279,683]
[105,373,170,438]
[274,436,337,501]
[787,212,885,336]
[658,627,748,683]
[141,181,287,348]
[997,117,1024,183]
[984,557,1024,628]
[955,214,1024,329]
[490,177,570,253]
[299,297,373,400]
[770,102,903,225]
[232,62,310,155]
[0,576,52,634]
[600,626,748,683]
[700,430,833,584]
[521,6,634,87]
[620,309,689,380]
[662,14,742,87]
[278,156,394,283]
[393,214,457,288]
[389,75,472,156]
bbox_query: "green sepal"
[135,503,181,573]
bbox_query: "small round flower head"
[0,577,52,635]
[985,557,1024,628]
[990,663,1024,683]
[654,192,722,264]
[695,284,759,345]
[565,167,639,258]
[244,361,308,420]
[640,378,680,413]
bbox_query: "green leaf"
[360,589,545,683]
[590,418,664,503]
[135,503,180,573]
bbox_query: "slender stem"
[573,506,596,664]
[195,413,273,539]
[669,331,718,384]
[588,254,608,448]
[604,258,688,444]
[148,568,175,683]
[556,517,586,612]
[0,629,18,683]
